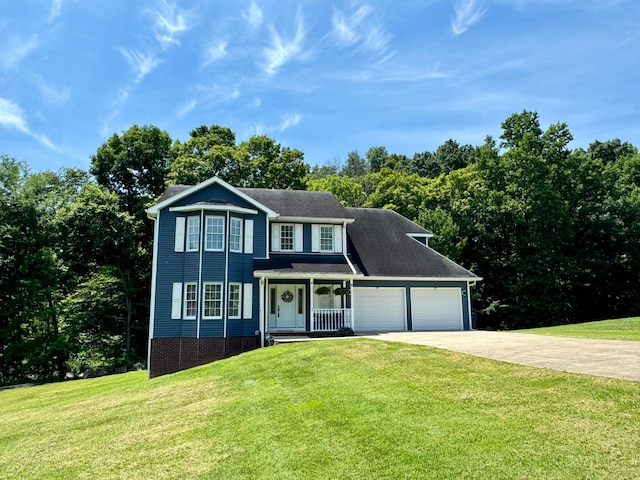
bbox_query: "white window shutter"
[244,219,254,254]
[294,224,303,252]
[171,283,182,319]
[271,224,280,252]
[243,283,253,319]
[311,224,320,252]
[334,225,343,253]
[174,217,185,252]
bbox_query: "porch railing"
[312,308,352,332]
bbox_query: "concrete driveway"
[368,331,640,381]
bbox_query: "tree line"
[1,111,639,384]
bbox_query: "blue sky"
[1,0,638,173]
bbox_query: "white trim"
[243,283,253,319]
[197,211,204,337]
[202,282,223,319]
[146,176,278,218]
[224,212,230,337]
[229,217,243,253]
[186,216,200,252]
[294,224,303,252]
[359,276,482,282]
[244,219,254,254]
[174,216,185,252]
[183,282,198,319]
[204,215,225,252]
[311,224,320,252]
[467,281,473,330]
[259,277,265,347]
[254,271,362,280]
[277,216,355,224]
[171,282,183,319]
[333,225,343,253]
[169,205,258,215]
[147,212,160,379]
[228,282,242,319]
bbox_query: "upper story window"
[280,224,294,251]
[320,226,333,252]
[229,218,243,253]
[186,216,200,252]
[205,216,225,251]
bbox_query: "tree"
[308,175,366,207]
[342,150,368,178]
[363,169,428,221]
[168,125,247,186]
[238,135,309,189]
[90,124,172,214]
[366,146,388,173]
[587,139,638,164]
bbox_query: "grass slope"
[520,316,640,341]
[1,339,639,479]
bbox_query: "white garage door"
[411,288,462,330]
[353,287,406,332]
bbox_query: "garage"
[411,288,463,330]
[353,287,406,332]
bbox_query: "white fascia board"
[253,271,363,280]
[146,176,278,218]
[407,232,434,239]
[276,216,355,224]
[360,275,483,282]
[169,205,258,215]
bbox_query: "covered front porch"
[254,256,362,339]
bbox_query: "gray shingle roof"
[156,183,352,219]
[346,208,478,279]
[238,188,352,219]
[254,255,360,276]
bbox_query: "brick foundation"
[149,336,260,378]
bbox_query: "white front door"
[268,284,306,330]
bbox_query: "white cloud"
[33,75,71,106]
[263,14,305,76]
[177,99,196,117]
[47,0,63,23]
[0,98,56,150]
[451,0,487,35]
[278,113,301,131]
[331,3,391,57]
[242,1,263,27]
[203,39,228,66]
[2,35,39,70]
[120,48,162,83]
[152,0,189,48]
[249,97,261,108]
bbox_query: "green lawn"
[1,339,639,479]
[519,316,640,341]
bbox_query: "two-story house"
[145,177,480,377]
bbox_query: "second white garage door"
[411,288,462,330]
[353,287,406,332]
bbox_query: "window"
[205,216,224,251]
[297,288,304,315]
[270,287,276,315]
[186,216,200,252]
[203,283,222,318]
[320,226,333,252]
[230,218,243,253]
[228,283,241,318]
[184,283,198,319]
[280,224,294,251]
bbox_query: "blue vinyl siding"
[152,185,266,339]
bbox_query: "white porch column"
[310,278,314,332]
[350,278,355,331]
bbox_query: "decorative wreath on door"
[281,290,294,303]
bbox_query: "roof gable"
[146,177,278,218]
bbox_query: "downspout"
[197,210,204,339]
[343,220,357,331]
[224,211,230,338]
